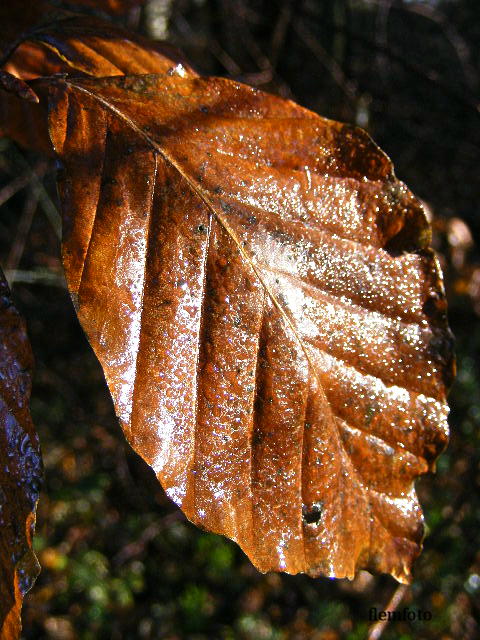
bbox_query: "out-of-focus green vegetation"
[0,1,479,638]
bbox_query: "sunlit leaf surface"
[46,71,454,583]
[0,8,194,154]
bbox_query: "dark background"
[0,0,479,638]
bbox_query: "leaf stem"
[367,583,409,640]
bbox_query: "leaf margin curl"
[45,70,454,584]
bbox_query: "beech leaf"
[0,10,194,153]
[45,71,453,583]
[4,14,194,80]
[0,269,41,639]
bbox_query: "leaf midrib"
[63,78,325,393]
[58,78,422,575]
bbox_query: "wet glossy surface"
[0,271,41,639]
[47,70,454,584]
[0,8,195,154]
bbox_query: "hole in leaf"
[302,502,324,525]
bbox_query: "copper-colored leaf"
[0,1,145,62]
[0,11,194,152]
[47,72,454,583]
[0,270,42,639]
[3,13,195,81]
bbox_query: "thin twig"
[4,186,39,278]
[294,19,358,106]
[6,149,62,238]
[112,511,183,566]
[3,268,66,288]
[208,39,243,76]
[0,160,45,207]
[269,0,294,71]
[368,584,409,640]
[377,0,478,93]
[374,0,393,83]
[29,170,62,240]
[337,24,479,117]
[172,13,242,75]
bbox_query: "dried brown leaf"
[47,72,454,582]
[0,11,194,152]
[5,15,194,80]
[0,270,41,639]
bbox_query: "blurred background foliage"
[0,0,479,638]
